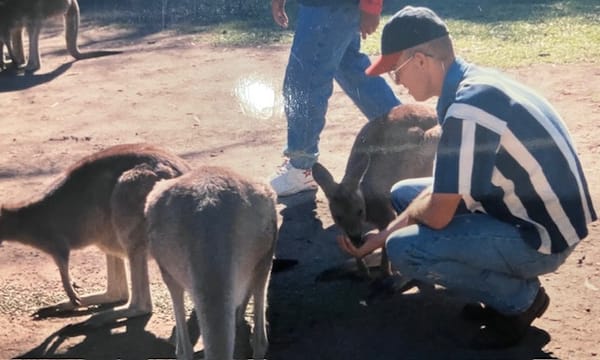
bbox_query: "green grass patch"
[82,0,599,67]
[362,1,600,68]
[205,0,599,68]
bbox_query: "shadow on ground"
[266,191,556,360]
[18,316,174,359]
[16,190,556,359]
[0,63,73,93]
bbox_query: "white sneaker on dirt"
[269,160,318,197]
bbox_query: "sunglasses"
[387,55,414,82]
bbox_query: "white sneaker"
[269,160,318,197]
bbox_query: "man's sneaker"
[269,160,318,197]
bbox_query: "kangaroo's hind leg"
[84,165,168,327]
[10,27,25,67]
[83,228,153,327]
[160,267,195,359]
[249,252,273,359]
[24,22,42,72]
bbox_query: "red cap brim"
[365,52,402,76]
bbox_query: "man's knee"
[390,177,432,213]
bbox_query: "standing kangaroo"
[312,104,439,279]
[0,0,121,72]
[146,166,277,360]
[0,143,190,325]
[0,24,22,69]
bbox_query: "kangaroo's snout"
[348,233,364,247]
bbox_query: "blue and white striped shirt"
[434,58,597,254]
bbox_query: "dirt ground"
[0,21,599,360]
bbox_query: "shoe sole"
[276,186,318,198]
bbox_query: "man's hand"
[360,10,380,39]
[337,229,387,259]
[424,124,442,143]
[272,0,289,28]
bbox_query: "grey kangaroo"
[146,166,277,360]
[312,104,439,280]
[0,143,190,326]
[0,0,121,72]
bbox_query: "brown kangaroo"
[146,166,278,360]
[312,104,439,280]
[0,0,121,72]
[0,143,190,326]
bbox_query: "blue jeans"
[283,4,401,169]
[386,178,574,315]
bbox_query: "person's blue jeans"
[283,4,401,169]
[386,177,574,315]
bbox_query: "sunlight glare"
[234,76,282,120]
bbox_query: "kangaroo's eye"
[357,209,363,216]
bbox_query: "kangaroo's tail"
[65,0,122,60]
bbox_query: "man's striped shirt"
[434,58,597,254]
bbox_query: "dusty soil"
[0,20,599,360]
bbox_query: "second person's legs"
[335,33,400,121]
[282,4,363,169]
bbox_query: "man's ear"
[415,51,428,68]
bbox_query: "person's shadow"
[272,190,328,270]
[266,190,556,360]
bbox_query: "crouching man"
[337,6,597,349]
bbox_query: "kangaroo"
[0,27,22,69]
[0,0,121,72]
[0,143,190,326]
[146,166,277,360]
[312,104,439,280]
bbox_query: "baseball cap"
[366,6,449,76]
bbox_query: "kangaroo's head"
[312,156,370,247]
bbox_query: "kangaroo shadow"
[31,301,128,320]
[18,315,175,360]
[0,62,73,92]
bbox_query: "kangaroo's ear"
[341,152,370,189]
[312,162,338,196]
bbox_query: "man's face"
[390,52,436,102]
